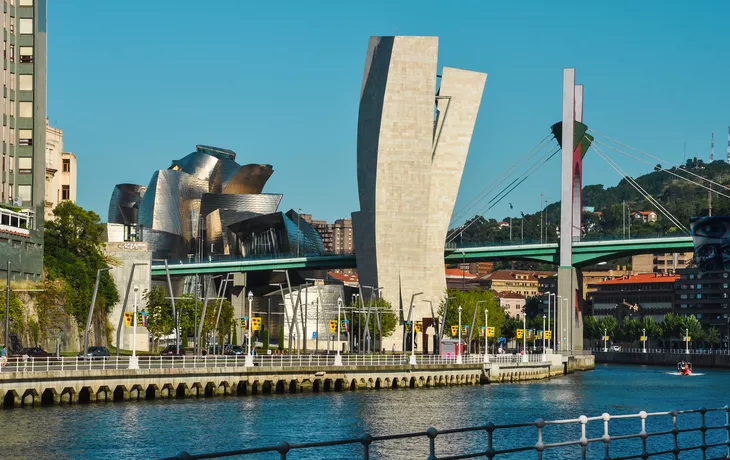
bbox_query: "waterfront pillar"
[245,291,254,368]
[334,297,343,366]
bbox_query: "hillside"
[454,158,730,244]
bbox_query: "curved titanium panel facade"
[200,193,282,218]
[108,183,146,225]
[222,164,274,194]
[138,170,208,239]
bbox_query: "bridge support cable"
[591,142,688,233]
[447,146,561,243]
[592,139,730,200]
[590,141,689,234]
[450,133,553,226]
[589,129,730,192]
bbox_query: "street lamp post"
[546,293,551,353]
[410,313,417,365]
[685,328,690,355]
[542,315,546,356]
[245,291,254,367]
[456,306,463,364]
[522,311,527,362]
[334,297,343,366]
[484,306,489,363]
[563,298,569,353]
[642,327,647,353]
[129,286,140,369]
[603,328,608,352]
[83,267,111,358]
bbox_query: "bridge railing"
[0,353,550,375]
[446,232,687,250]
[161,406,730,459]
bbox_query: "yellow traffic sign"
[451,325,458,336]
[516,329,524,339]
[487,327,495,337]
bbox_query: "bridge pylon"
[556,68,592,353]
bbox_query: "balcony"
[0,206,31,237]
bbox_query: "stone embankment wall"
[595,352,730,369]
[0,355,596,408]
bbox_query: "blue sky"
[48,0,730,225]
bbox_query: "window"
[8,102,13,117]
[19,0,34,6]
[17,184,30,202]
[61,185,70,200]
[697,284,702,289]
[9,128,13,145]
[18,18,32,35]
[18,46,32,63]
[9,45,14,63]
[62,158,70,172]
[18,74,31,91]
[17,157,30,172]
[18,129,31,145]
[9,73,14,91]
[9,18,14,34]
[18,101,32,118]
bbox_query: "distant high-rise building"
[0,0,48,280]
[332,218,353,254]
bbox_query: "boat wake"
[664,372,704,376]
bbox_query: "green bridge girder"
[150,236,694,276]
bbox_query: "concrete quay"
[0,354,594,408]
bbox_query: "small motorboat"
[677,361,693,376]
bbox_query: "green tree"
[620,318,643,343]
[263,327,270,350]
[597,316,618,340]
[706,327,721,347]
[278,324,284,350]
[353,298,398,339]
[0,291,26,343]
[144,286,174,345]
[44,202,119,330]
[583,315,601,346]
[438,289,505,350]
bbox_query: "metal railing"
[0,353,549,375]
[591,347,730,355]
[161,406,730,460]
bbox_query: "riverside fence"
[162,406,730,460]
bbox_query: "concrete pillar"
[300,379,313,393]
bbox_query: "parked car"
[225,345,245,356]
[160,345,186,357]
[10,347,53,358]
[78,346,111,360]
[610,345,622,352]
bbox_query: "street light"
[334,297,343,366]
[129,286,140,370]
[476,300,489,363]
[522,309,527,362]
[457,306,463,364]
[83,267,111,358]
[245,291,254,367]
[685,328,690,355]
[603,327,608,352]
[642,327,647,354]
[542,315,546,356]
[563,298,569,354]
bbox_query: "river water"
[1,364,728,459]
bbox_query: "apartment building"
[632,252,694,274]
[44,120,76,221]
[0,0,47,280]
[588,273,678,323]
[481,270,555,297]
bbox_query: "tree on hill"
[44,202,119,332]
